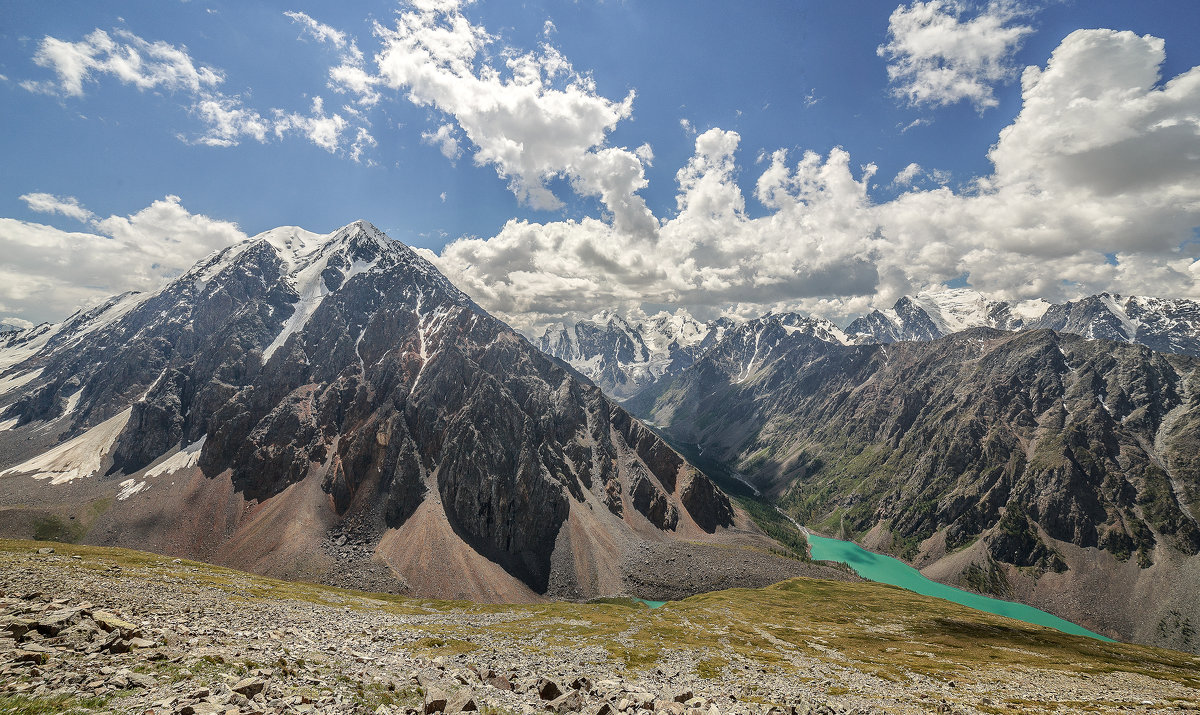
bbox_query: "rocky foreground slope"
[638,326,1200,651]
[4,541,1199,715]
[0,221,834,602]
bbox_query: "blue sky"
[2,0,1199,332]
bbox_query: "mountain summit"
[0,221,833,601]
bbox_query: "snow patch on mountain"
[847,288,1051,344]
[536,309,723,400]
[116,478,148,501]
[145,436,206,478]
[0,407,131,484]
[537,308,850,400]
[0,368,43,396]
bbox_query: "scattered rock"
[546,689,584,713]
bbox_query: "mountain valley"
[634,322,1200,651]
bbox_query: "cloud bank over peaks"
[2,195,245,324]
[430,28,1200,335]
[429,128,882,333]
[879,0,1034,111]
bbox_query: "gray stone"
[233,677,266,697]
[424,687,448,714]
[546,690,584,713]
[446,691,477,713]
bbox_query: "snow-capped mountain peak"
[1029,292,1200,355]
[536,308,727,400]
[537,308,851,400]
[848,288,1051,344]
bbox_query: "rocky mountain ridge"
[0,221,832,602]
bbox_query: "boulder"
[232,677,266,697]
[546,690,584,713]
[446,691,477,713]
[538,678,564,701]
[424,687,449,714]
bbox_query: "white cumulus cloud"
[421,123,462,160]
[19,193,96,222]
[23,24,372,159]
[285,10,348,49]
[890,162,924,187]
[879,0,1034,111]
[21,28,223,97]
[373,0,656,235]
[0,195,246,325]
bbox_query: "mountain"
[638,325,1200,650]
[0,221,838,602]
[535,310,734,400]
[1029,293,1200,356]
[845,289,1050,343]
[538,291,1200,407]
[537,310,848,401]
[846,289,1200,358]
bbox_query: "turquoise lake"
[806,532,1112,641]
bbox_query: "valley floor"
[1,540,1198,715]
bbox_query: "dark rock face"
[0,221,734,595]
[646,327,1200,570]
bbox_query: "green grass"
[0,694,111,714]
[29,497,113,543]
[32,515,84,543]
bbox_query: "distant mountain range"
[0,221,840,602]
[846,290,1200,354]
[538,289,1200,402]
